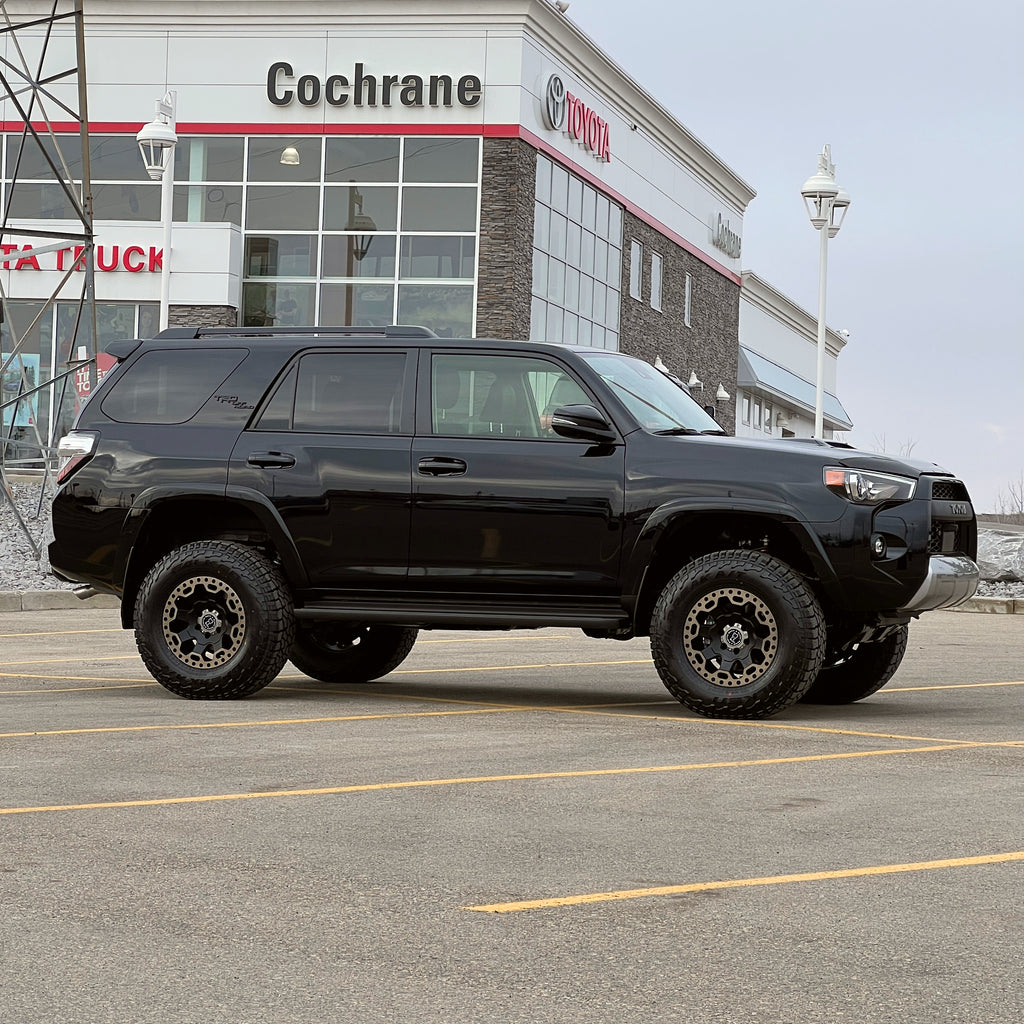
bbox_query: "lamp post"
[800,144,850,439]
[344,185,377,323]
[137,92,177,331]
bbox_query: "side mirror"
[550,404,617,444]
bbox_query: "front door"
[410,351,625,598]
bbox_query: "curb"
[0,590,121,612]
[0,590,1020,614]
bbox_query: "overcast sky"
[567,0,1023,512]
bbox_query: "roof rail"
[152,324,438,340]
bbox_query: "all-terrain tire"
[800,624,909,704]
[134,541,295,699]
[650,550,826,719]
[289,623,418,684]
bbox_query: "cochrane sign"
[542,74,611,163]
[711,213,741,259]
[267,61,482,108]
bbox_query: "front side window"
[430,353,592,439]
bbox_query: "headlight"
[823,467,916,504]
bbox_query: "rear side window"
[254,351,409,434]
[100,349,246,424]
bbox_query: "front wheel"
[134,541,295,699]
[801,625,909,704]
[290,623,418,684]
[650,550,825,719]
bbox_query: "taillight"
[56,430,98,484]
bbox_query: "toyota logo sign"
[543,74,567,130]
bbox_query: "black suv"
[49,326,979,719]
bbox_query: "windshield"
[579,352,724,434]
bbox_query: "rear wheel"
[801,625,909,704]
[290,623,418,684]
[134,541,294,699]
[650,550,825,719]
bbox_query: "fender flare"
[118,486,308,623]
[621,497,842,610]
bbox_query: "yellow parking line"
[0,743,982,816]
[884,680,1024,692]
[0,676,155,690]
[0,628,123,639]
[0,655,141,667]
[0,705,526,739]
[464,850,1024,913]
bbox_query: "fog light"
[871,533,887,559]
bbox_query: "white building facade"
[1,0,849,446]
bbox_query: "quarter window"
[100,349,246,424]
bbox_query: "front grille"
[931,479,969,501]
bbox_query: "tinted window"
[431,354,590,439]
[290,352,408,434]
[100,349,246,424]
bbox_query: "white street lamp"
[137,92,177,331]
[801,144,850,439]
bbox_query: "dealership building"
[0,0,851,442]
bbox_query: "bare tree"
[870,434,919,458]
[995,470,1024,517]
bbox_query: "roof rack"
[153,324,438,340]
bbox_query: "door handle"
[417,457,467,476]
[247,451,296,469]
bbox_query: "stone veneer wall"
[619,212,739,433]
[168,305,237,328]
[476,137,536,340]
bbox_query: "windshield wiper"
[700,428,728,436]
[652,426,700,435]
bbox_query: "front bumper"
[896,554,979,614]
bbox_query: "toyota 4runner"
[49,326,980,719]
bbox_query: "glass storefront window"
[326,138,400,182]
[2,300,49,452]
[401,186,477,232]
[245,185,320,230]
[242,282,316,327]
[245,235,318,277]
[399,236,475,279]
[173,185,243,225]
[323,186,398,231]
[397,284,473,338]
[323,235,396,278]
[246,137,323,183]
[323,138,399,182]
[176,137,244,182]
[402,138,479,183]
[6,181,161,221]
[530,155,622,348]
[320,283,395,326]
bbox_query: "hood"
[683,434,953,479]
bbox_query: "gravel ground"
[3,476,1023,599]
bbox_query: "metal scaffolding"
[0,0,95,560]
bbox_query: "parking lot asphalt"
[1,608,1022,1024]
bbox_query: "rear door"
[409,350,625,597]
[229,347,415,590]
